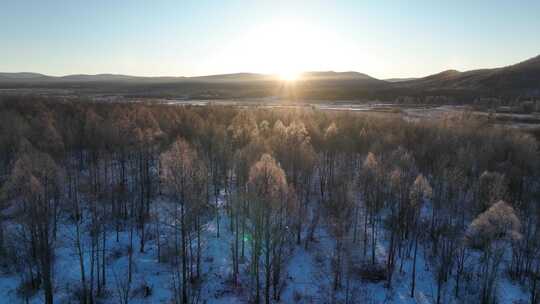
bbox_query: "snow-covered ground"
[0,194,531,303]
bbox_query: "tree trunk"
[411,235,418,298]
[181,201,188,304]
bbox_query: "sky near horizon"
[1,0,539,79]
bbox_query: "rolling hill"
[393,55,540,95]
[0,54,538,100]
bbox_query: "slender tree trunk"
[181,201,188,304]
[411,234,418,298]
[76,221,88,304]
[531,262,538,304]
[264,211,271,304]
[371,212,376,265]
[102,225,106,289]
[197,216,201,279]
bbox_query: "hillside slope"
[394,55,540,95]
[0,54,538,100]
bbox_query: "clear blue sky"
[1,0,539,78]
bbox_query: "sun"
[279,71,300,81]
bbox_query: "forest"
[0,96,538,304]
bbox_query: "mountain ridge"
[1,54,539,99]
[0,71,379,82]
[1,53,538,84]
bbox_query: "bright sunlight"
[216,17,352,77]
[279,71,301,81]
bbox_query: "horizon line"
[1,53,538,80]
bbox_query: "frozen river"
[156,98,540,130]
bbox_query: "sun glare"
[280,71,300,81]
[218,17,344,79]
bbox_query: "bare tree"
[409,174,432,298]
[160,138,201,304]
[248,153,288,304]
[466,200,522,304]
[477,171,507,213]
[3,148,62,304]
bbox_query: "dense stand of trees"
[0,96,539,304]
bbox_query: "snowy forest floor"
[0,194,532,304]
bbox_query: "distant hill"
[393,55,540,96]
[0,71,379,83]
[0,72,51,80]
[188,73,274,83]
[0,54,539,100]
[0,73,188,83]
[384,77,418,83]
[301,71,374,80]
[60,74,145,82]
